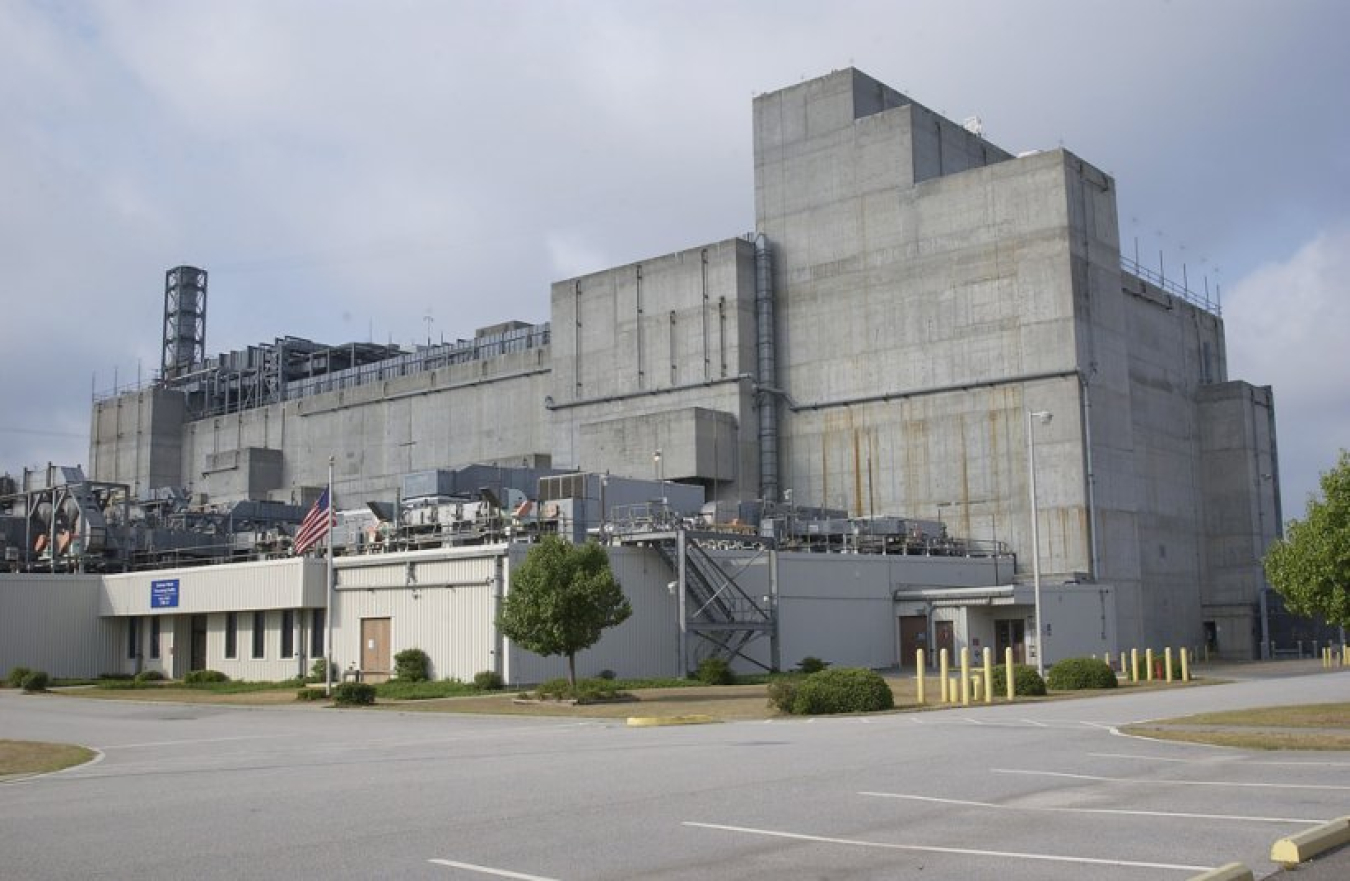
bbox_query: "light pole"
[1026,409,1052,678]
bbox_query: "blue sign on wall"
[151,578,180,609]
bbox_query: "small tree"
[497,536,631,692]
[1265,451,1350,628]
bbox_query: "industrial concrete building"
[5,68,1299,676]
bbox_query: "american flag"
[292,488,335,555]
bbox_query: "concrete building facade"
[83,68,1280,659]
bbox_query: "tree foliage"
[497,537,631,689]
[1265,451,1350,628]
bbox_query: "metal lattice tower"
[161,266,208,381]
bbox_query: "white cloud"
[1225,226,1350,514]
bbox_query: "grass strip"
[0,740,95,777]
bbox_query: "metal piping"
[754,233,779,502]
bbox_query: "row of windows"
[128,610,325,661]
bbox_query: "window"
[252,611,265,659]
[225,612,238,659]
[127,617,140,659]
[280,609,295,658]
[310,609,325,659]
[150,616,161,659]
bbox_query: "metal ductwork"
[754,233,779,503]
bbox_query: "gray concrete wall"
[89,386,185,495]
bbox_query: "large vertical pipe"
[754,234,779,503]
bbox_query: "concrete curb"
[1186,863,1252,881]
[626,714,718,727]
[1270,815,1350,864]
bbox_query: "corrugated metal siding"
[0,575,121,678]
[101,557,324,615]
[331,548,503,681]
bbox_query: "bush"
[537,677,573,700]
[473,670,504,691]
[766,678,800,713]
[575,678,624,703]
[21,670,50,693]
[1047,657,1118,691]
[789,668,893,715]
[7,666,32,689]
[394,647,431,682]
[989,663,1047,697]
[135,670,165,682]
[334,682,376,706]
[99,672,134,681]
[796,656,831,675]
[295,687,328,701]
[694,657,735,686]
[183,669,229,685]
[596,669,617,680]
[309,658,335,683]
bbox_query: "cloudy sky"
[2,0,1346,518]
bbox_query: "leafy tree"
[497,537,632,691]
[1265,451,1350,627]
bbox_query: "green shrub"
[99,672,134,681]
[376,678,475,700]
[766,678,801,713]
[574,678,624,703]
[183,669,229,685]
[536,677,574,700]
[473,670,504,691]
[334,682,376,706]
[7,666,32,688]
[695,657,735,686]
[796,656,831,675]
[295,687,328,701]
[21,670,49,693]
[135,670,165,682]
[1047,657,1118,691]
[789,667,893,715]
[394,647,431,682]
[309,658,335,683]
[596,669,617,680]
[990,663,1047,697]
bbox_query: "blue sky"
[2,0,1346,517]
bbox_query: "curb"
[1270,815,1350,864]
[626,714,718,727]
[1187,863,1252,881]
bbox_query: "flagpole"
[325,455,335,697]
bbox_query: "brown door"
[934,620,955,659]
[898,615,928,667]
[360,618,391,682]
[995,619,1026,664]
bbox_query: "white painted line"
[1020,718,1049,727]
[991,768,1350,792]
[1079,721,1116,729]
[428,858,560,880]
[859,791,1320,824]
[1089,752,1221,764]
[683,821,1210,872]
[958,717,988,725]
[103,734,297,750]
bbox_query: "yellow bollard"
[1146,648,1155,682]
[915,648,926,705]
[1180,647,1190,682]
[983,647,994,705]
[1005,647,1015,701]
[1130,648,1140,683]
[939,648,950,703]
[1104,650,1112,671]
[972,673,983,702]
[950,675,959,700]
[960,647,971,706]
[1120,652,1128,676]
[1343,644,1348,667]
[1165,647,1174,682]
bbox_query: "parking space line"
[683,821,1211,872]
[1089,752,1222,764]
[1020,718,1049,727]
[859,790,1320,824]
[428,858,559,880]
[992,768,1350,791]
[103,734,297,750]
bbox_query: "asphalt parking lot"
[2,666,1347,880]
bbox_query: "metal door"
[934,620,955,658]
[361,617,391,682]
[190,615,208,671]
[995,619,1025,664]
[898,615,928,666]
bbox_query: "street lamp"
[1026,409,1052,678]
